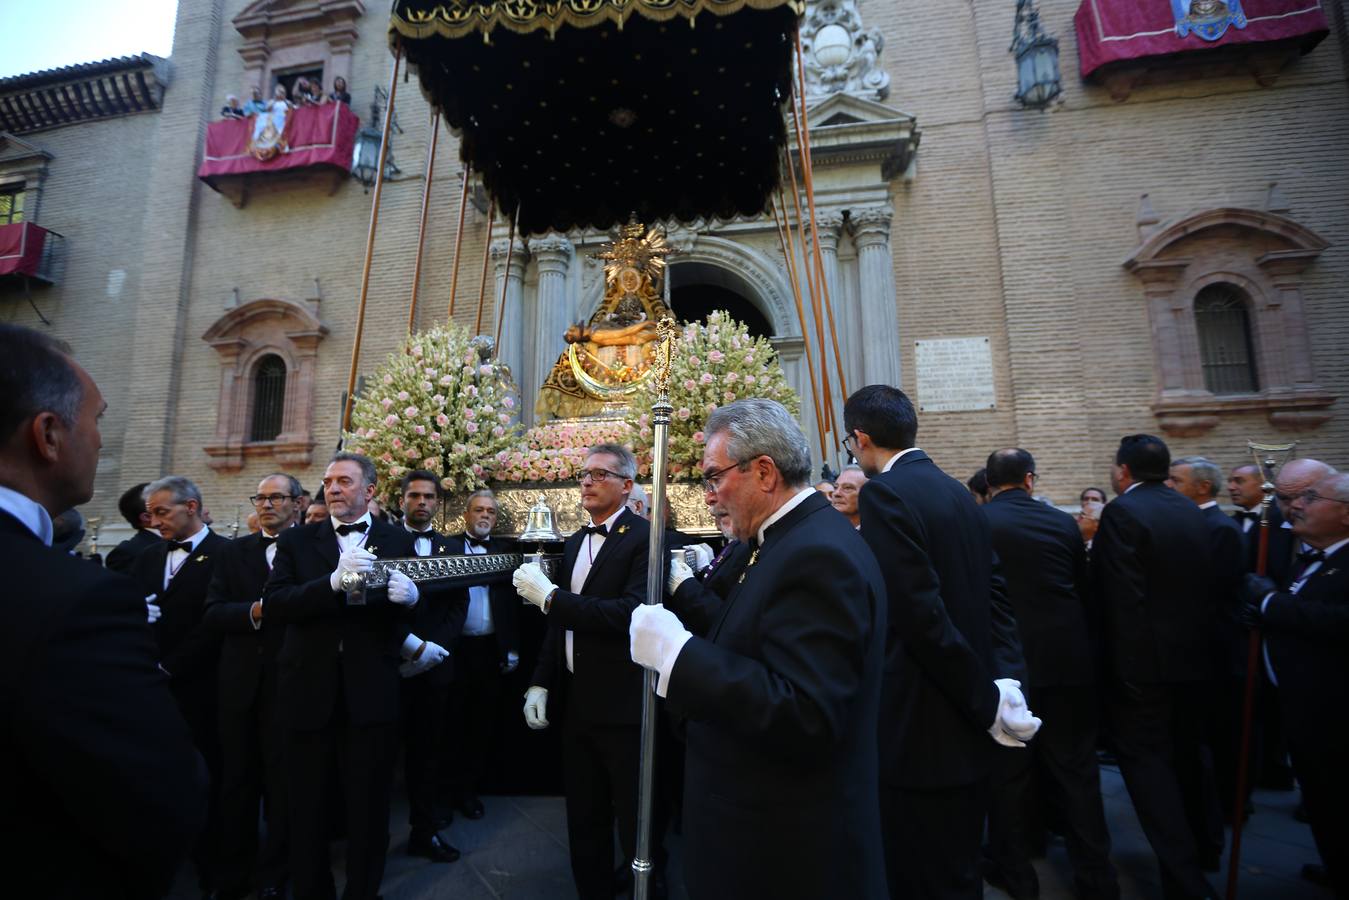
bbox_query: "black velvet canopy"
[389,0,804,235]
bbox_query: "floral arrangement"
[492,419,638,483]
[626,311,800,480]
[346,325,522,502]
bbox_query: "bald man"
[1273,460,1337,588]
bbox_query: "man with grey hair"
[514,441,655,898]
[0,323,207,897]
[630,398,889,898]
[132,474,232,896]
[1242,472,1349,892]
[627,481,649,518]
[830,464,867,529]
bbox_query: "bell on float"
[519,493,563,542]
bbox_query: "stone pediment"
[801,93,920,180]
[233,0,364,37]
[0,133,52,167]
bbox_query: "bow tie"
[167,540,193,554]
[258,533,277,545]
[465,534,491,548]
[335,521,368,536]
[1296,548,1326,567]
[583,523,609,537]
[1236,510,1261,522]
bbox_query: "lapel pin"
[195,555,208,563]
[618,524,629,534]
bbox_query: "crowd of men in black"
[3,320,1346,900]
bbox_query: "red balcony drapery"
[0,221,46,277]
[197,102,360,186]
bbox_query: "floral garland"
[346,325,522,503]
[492,419,638,483]
[626,311,799,480]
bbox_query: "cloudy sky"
[1,0,178,78]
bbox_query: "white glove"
[387,570,420,607]
[523,686,549,729]
[513,562,557,610]
[630,604,693,697]
[990,678,1042,748]
[688,543,715,570]
[398,638,449,677]
[145,594,161,624]
[500,651,520,674]
[329,546,377,592]
[668,556,695,595]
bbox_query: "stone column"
[529,234,574,424]
[852,205,903,389]
[812,210,857,407]
[491,237,529,420]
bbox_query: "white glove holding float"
[386,570,420,607]
[329,546,376,592]
[989,678,1042,748]
[398,637,448,677]
[668,556,695,595]
[523,686,549,729]
[630,604,693,697]
[687,543,716,571]
[513,562,557,610]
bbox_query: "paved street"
[172,762,1330,899]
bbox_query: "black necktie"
[465,535,490,549]
[583,523,609,537]
[335,521,368,536]
[167,540,192,554]
[1292,548,1326,583]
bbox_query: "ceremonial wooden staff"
[1225,440,1295,899]
[632,317,678,900]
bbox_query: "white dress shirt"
[566,506,626,673]
[1199,500,1219,510]
[755,487,817,545]
[332,512,373,553]
[0,484,53,546]
[880,447,922,475]
[163,524,211,591]
[406,524,434,558]
[462,533,495,637]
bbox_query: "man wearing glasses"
[513,443,654,899]
[204,473,302,900]
[132,475,232,898]
[1242,470,1348,893]
[629,399,889,899]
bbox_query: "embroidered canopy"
[389,0,805,235]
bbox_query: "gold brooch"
[195,555,208,563]
[737,547,760,583]
[618,525,629,534]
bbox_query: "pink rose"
[683,379,696,392]
[724,391,736,403]
[436,413,449,426]
[431,432,441,442]
[381,398,394,410]
[504,396,515,409]
[397,391,410,401]
[421,381,434,392]
[677,407,691,420]
[440,374,453,386]
[700,373,714,385]
[404,406,419,417]
[405,448,418,458]
[415,425,426,435]
[492,425,505,437]
[384,414,398,427]
[480,365,493,376]
[411,345,424,357]
[383,374,394,385]
[392,437,403,449]
[744,374,756,385]
[709,350,724,363]
[467,422,479,434]
[689,355,700,367]
[464,408,475,419]
[725,372,738,383]
[693,431,706,443]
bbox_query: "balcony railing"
[0,221,65,285]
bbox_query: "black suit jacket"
[668,539,753,636]
[982,489,1095,688]
[530,508,649,726]
[667,492,887,900]
[1235,502,1297,587]
[859,450,1027,789]
[263,518,417,729]
[404,528,469,687]
[0,512,207,898]
[203,531,288,712]
[131,531,231,685]
[1263,542,1349,747]
[1201,504,1248,679]
[448,531,521,661]
[104,528,161,574]
[1092,482,1214,684]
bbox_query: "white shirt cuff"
[401,633,423,659]
[655,632,694,698]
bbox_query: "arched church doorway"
[668,260,773,338]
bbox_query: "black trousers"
[173,678,223,893]
[442,634,503,807]
[562,714,641,900]
[1109,679,1216,900]
[217,681,289,893]
[987,685,1120,900]
[400,672,450,834]
[286,682,399,900]
[882,779,988,900]
[1289,733,1349,897]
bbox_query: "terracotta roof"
[0,54,168,134]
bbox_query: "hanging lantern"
[389,0,804,235]
[1010,0,1062,110]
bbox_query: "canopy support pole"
[773,195,829,462]
[448,163,471,319]
[407,109,440,334]
[782,143,836,441]
[341,42,402,435]
[494,203,519,349]
[474,201,496,336]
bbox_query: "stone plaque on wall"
[914,337,996,412]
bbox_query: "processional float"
[334,0,855,894]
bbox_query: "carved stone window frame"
[1124,204,1333,437]
[232,0,364,99]
[202,297,328,471]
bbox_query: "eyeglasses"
[840,432,858,464]
[250,493,297,506]
[578,468,623,484]
[1294,490,1349,505]
[702,458,751,493]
